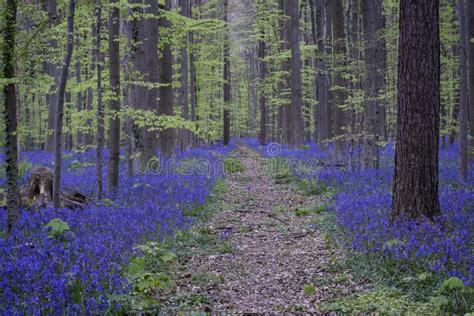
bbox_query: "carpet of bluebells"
[246,138,473,288]
[0,142,235,313]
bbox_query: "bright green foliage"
[303,283,316,296]
[223,157,245,174]
[45,218,71,239]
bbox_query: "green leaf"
[128,257,145,276]
[438,277,465,294]
[160,252,177,263]
[429,295,449,307]
[45,218,70,238]
[417,272,433,282]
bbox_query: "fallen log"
[20,167,87,211]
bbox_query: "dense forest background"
[1,0,472,168]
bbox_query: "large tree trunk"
[53,0,75,208]
[107,0,121,192]
[3,0,20,234]
[180,0,191,152]
[43,0,59,153]
[286,0,303,146]
[330,0,346,164]
[129,0,159,168]
[468,0,474,151]
[458,0,469,179]
[391,0,441,223]
[159,0,176,157]
[362,0,385,169]
[223,0,231,145]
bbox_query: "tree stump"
[21,167,87,211]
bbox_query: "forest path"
[168,145,367,313]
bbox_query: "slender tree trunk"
[223,0,231,145]
[53,0,75,208]
[180,0,191,152]
[458,0,469,179]
[95,1,104,200]
[107,0,121,193]
[325,0,333,141]
[4,0,20,234]
[331,0,346,163]
[258,39,267,145]
[159,0,176,156]
[468,0,474,151]
[313,0,329,149]
[75,37,83,148]
[84,25,96,148]
[391,0,441,222]
[190,31,198,147]
[286,0,303,146]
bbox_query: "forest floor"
[160,145,370,313]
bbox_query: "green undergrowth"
[114,179,231,313]
[311,209,473,314]
[263,157,336,198]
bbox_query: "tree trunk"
[468,0,474,151]
[391,0,441,222]
[223,0,231,145]
[129,0,159,169]
[180,0,191,152]
[95,1,104,200]
[3,0,20,234]
[458,0,469,179]
[313,0,329,148]
[190,31,198,147]
[53,0,75,208]
[362,0,385,169]
[75,37,83,148]
[286,0,303,146]
[258,39,267,146]
[107,0,121,193]
[159,0,176,156]
[331,0,346,163]
[43,0,59,153]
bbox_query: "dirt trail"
[171,146,366,313]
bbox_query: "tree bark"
[95,1,104,200]
[75,37,83,148]
[458,0,469,179]
[330,0,346,164]
[43,0,59,153]
[53,0,75,208]
[223,0,231,145]
[159,0,176,156]
[129,0,159,168]
[3,0,20,234]
[286,0,303,146]
[258,39,267,146]
[312,0,329,148]
[391,0,441,222]
[467,0,474,151]
[180,0,191,152]
[362,0,385,169]
[107,0,121,193]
